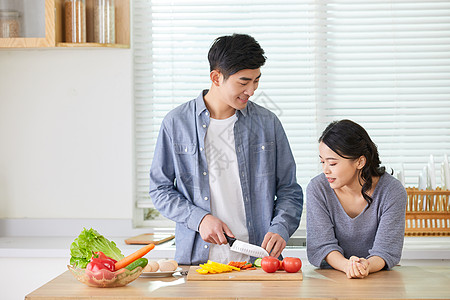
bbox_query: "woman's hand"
[344,256,370,279]
[326,251,385,278]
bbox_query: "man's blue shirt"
[149,90,303,264]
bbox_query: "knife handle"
[224,234,236,246]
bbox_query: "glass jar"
[93,0,115,43]
[0,10,20,38]
[65,0,86,43]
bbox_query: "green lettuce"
[70,228,124,268]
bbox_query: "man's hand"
[261,232,286,258]
[199,214,234,245]
[344,256,369,279]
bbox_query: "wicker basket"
[405,187,450,236]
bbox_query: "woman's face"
[319,142,364,190]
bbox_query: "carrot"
[115,243,155,270]
[241,263,253,269]
[228,261,251,269]
[228,261,241,268]
[228,261,239,268]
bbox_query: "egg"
[143,260,160,272]
[143,264,152,272]
[167,259,178,269]
[158,259,177,272]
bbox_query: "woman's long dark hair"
[319,119,385,206]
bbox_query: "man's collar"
[238,104,248,117]
[195,90,209,116]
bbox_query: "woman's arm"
[368,179,407,269]
[306,178,344,267]
[366,256,386,274]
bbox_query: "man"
[149,33,303,265]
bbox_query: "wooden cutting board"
[186,266,302,281]
[124,233,175,245]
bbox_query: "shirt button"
[202,124,207,128]
[203,172,207,176]
[241,172,244,177]
[204,196,208,201]
[261,145,265,150]
[205,112,209,116]
[200,147,203,151]
[204,245,208,249]
[184,147,188,152]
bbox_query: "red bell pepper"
[86,251,117,272]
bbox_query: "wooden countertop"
[25,265,450,300]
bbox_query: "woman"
[306,119,407,279]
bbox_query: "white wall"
[0,49,133,219]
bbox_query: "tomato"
[261,256,280,273]
[282,257,302,273]
[278,259,284,271]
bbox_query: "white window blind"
[315,1,450,188]
[133,0,450,226]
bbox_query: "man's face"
[218,68,261,111]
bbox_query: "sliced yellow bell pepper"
[196,260,240,274]
[196,268,209,274]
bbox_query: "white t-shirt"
[205,114,250,263]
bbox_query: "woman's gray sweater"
[306,173,407,269]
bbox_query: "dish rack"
[405,187,450,236]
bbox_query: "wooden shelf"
[56,42,129,48]
[0,0,129,49]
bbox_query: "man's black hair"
[208,33,266,80]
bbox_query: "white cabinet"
[1,257,68,300]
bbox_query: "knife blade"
[225,234,269,258]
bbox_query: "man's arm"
[264,118,303,257]
[149,122,209,232]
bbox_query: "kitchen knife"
[225,234,269,258]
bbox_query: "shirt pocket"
[173,142,198,187]
[174,143,197,155]
[251,141,275,177]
